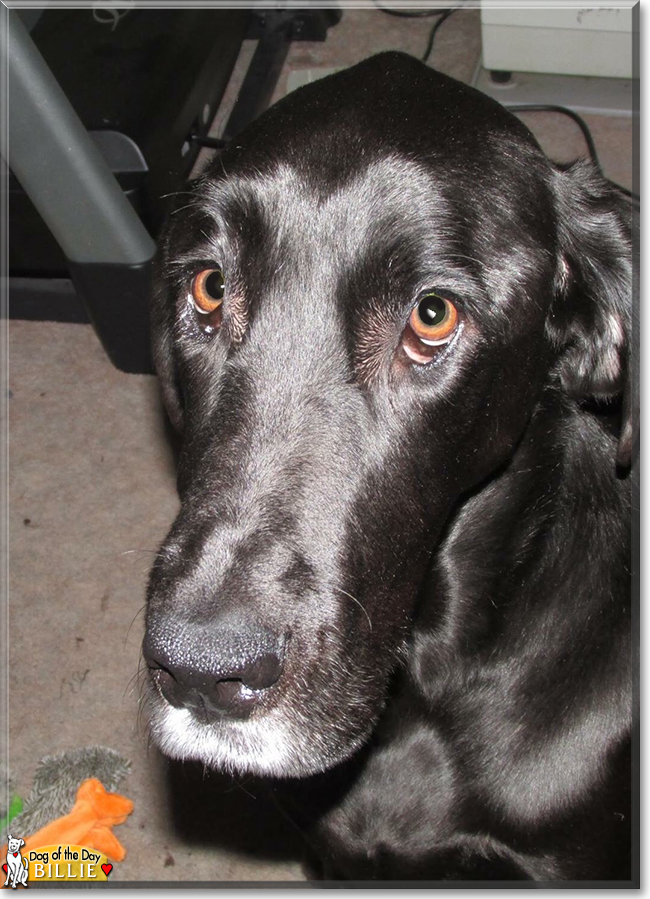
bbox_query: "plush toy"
[2,748,133,865]
[9,747,130,837]
[9,777,133,862]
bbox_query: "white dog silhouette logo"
[4,835,28,889]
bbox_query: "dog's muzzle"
[143,617,287,720]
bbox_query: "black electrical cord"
[371,2,463,65]
[506,104,600,167]
[371,3,454,18]
[506,103,638,205]
[421,9,454,63]
[613,184,637,203]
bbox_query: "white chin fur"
[148,698,363,778]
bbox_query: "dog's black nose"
[143,620,286,719]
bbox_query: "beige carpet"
[7,8,633,885]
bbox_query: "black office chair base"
[8,262,154,376]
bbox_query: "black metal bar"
[222,21,292,142]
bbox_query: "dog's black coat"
[145,53,635,881]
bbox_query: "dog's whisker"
[332,587,372,631]
[124,676,148,705]
[170,201,202,216]
[442,252,486,268]
[230,779,257,801]
[125,603,147,645]
[121,548,162,557]
[159,190,197,200]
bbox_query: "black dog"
[144,53,635,882]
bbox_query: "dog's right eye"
[189,267,225,331]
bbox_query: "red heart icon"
[101,863,113,877]
[2,864,6,874]
[12,853,18,858]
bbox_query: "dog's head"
[144,53,633,777]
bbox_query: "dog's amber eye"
[410,294,458,343]
[402,293,459,363]
[190,268,225,327]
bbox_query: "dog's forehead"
[198,154,450,258]
[190,54,552,271]
[215,52,540,180]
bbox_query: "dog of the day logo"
[3,842,112,886]
[3,837,28,889]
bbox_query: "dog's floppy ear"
[150,257,185,434]
[548,159,637,470]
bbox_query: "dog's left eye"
[402,292,459,364]
[189,267,225,331]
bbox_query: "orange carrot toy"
[2,778,133,863]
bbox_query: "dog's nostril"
[238,650,284,690]
[211,679,248,712]
[149,666,182,705]
[143,626,286,719]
